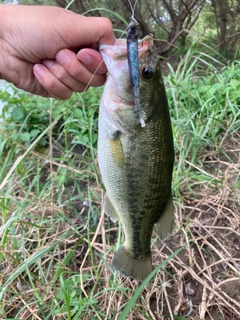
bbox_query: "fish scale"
[98,36,174,281]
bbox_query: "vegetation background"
[0,0,239,319]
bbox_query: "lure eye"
[141,65,154,80]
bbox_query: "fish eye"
[141,65,154,80]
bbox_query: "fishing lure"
[127,20,146,128]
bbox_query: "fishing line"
[82,60,104,93]
[128,0,139,22]
[39,2,142,191]
[83,0,140,90]
[83,1,141,93]
[84,0,145,127]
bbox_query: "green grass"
[0,42,240,319]
[165,46,240,199]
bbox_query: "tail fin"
[112,245,153,282]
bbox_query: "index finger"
[64,15,116,47]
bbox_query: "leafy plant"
[0,36,240,320]
[164,43,240,197]
[0,86,102,151]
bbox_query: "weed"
[0,40,239,319]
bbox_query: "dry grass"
[0,131,239,320]
[1,50,240,319]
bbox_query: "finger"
[42,59,88,92]
[1,56,51,98]
[33,64,73,99]
[64,16,116,47]
[77,48,108,74]
[55,49,106,87]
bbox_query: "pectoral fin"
[104,195,119,222]
[108,131,124,168]
[156,193,175,240]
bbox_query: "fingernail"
[79,53,92,65]
[33,64,45,76]
[56,50,69,65]
[42,59,54,68]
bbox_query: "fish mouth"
[100,35,155,61]
[99,34,160,120]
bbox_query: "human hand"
[0,5,115,99]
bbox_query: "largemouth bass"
[98,35,174,281]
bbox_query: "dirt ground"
[58,133,240,319]
[147,136,240,319]
[3,131,238,320]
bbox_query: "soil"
[39,132,240,319]
[148,136,240,319]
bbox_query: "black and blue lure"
[127,21,146,128]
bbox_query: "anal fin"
[104,195,119,223]
[156,193,175,240]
